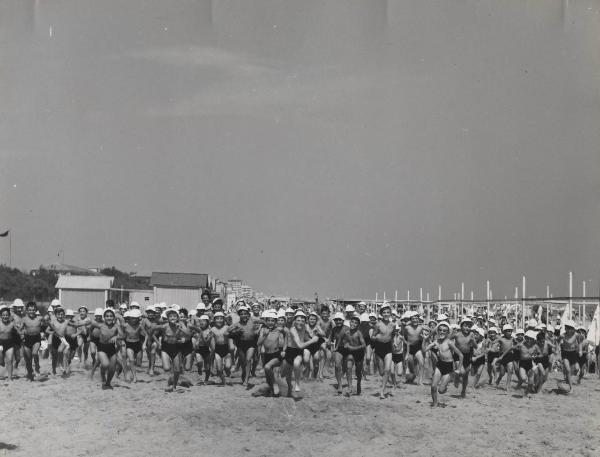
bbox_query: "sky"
[1,0,599,299]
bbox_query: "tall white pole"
[375,293,378,302]
[582,281,586,327]
[419,288,423,303]
[395,290,398,303]
[383,291,386,302]
[486,280,490,320]
[569,271,573,320]
[522,276,526,328]
[461,282,465,318]
[514,287,519,323]
[438,285,442,301]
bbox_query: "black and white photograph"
[1,1,599,456]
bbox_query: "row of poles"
[371,272,598,328]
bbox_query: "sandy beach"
[1,357,598,457]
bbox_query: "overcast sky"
[1,0,599,299]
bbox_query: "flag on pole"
[0,230,9,237]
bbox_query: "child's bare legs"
[242,348,255,386]
[292,356,303,392]
[1,347,14,380]
[562,358,573,391]
[213,353,225,385]
[146,342,157,375]
[345,355,354,396]
[431,368,442,406]
[313,350,322,379]
[414,351,425,385]
[169,355,181,391]
[334,352,344,394]
[378,354,393,399]
[460,365,469,397]
[355,360,363,394]
[405,354,415,382]
[264,358,281,395]
[282,361,293,396]
[98,352,116,388]
[23,343,39,380]
[125,348,137,382]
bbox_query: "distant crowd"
[0,291,597,406]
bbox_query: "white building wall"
[153,287,200,310]
[60,289,107,310]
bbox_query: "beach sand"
[1,359,598,457]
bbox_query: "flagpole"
[9,230,12,267]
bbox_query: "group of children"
[0,296,597,406]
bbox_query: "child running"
[21,302,47,381]
[426,322,463,407]
[371,303,395,399]
[339,315,366,396]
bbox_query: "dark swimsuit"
[520,359,534,371]
[499,351,514,366]
[562,350,578,365]
[196,345,210,360]
[178,340,194,357]
[126,340,143,353]
[236,339,257,354]
[23,334,42,348]
[372,340,393,359]
[0,338,15,352]
[214,343,229,358]
[307,337,325,355]
[284,347,303,365]
[348,348,365,362]
[408,342,421,356]
[472,354,485,368]
[534,355,550,369]
[392,353,403,364]
[264,351,283,365]
[461,350,473,368]
[97,341,118,358]
[487,351,500,365]
[162,342,180,360]
[437,360,454,376]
